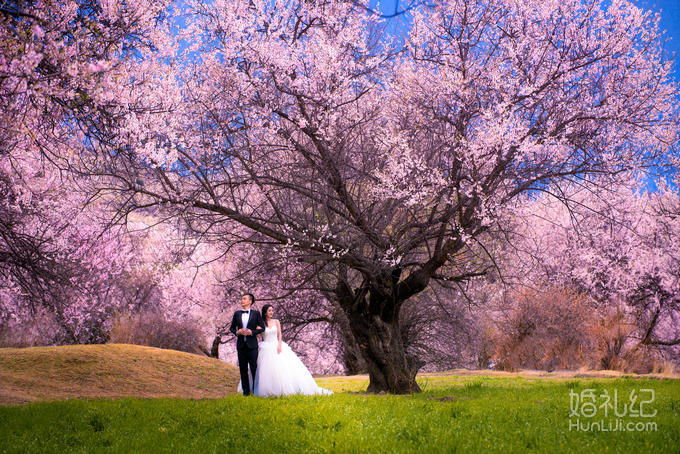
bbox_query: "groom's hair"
[244,293,255,305]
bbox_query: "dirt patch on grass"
[434,395,472,402]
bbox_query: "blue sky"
[637,0,680,80]
[368,0,679,187]
[371,0,680,81]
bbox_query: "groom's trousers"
[237,345,258,395]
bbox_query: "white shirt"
[241,310,250,335]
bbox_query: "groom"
[229,293,265,396]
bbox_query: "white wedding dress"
[237,325,333,397]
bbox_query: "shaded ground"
[0,344,239,405]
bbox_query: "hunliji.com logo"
[569,388,657,432]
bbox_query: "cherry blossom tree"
[5,0,679,392]
[0,149,137,344]
[60,0,677,393]
[508,180,680,365]
[0,0,178,342]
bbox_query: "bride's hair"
[261,304,273,326]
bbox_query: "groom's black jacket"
[229,309,265,349]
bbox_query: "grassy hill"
[0,344,239,405]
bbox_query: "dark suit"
[229,309,265,395]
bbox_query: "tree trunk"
[336,274,421,394]
[340,330,366,375]
[210,335,224,358]
[332,304,367,375]
[352,314,421,393]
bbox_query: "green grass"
[2,374,679,453]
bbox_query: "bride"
[238,304,333,397]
